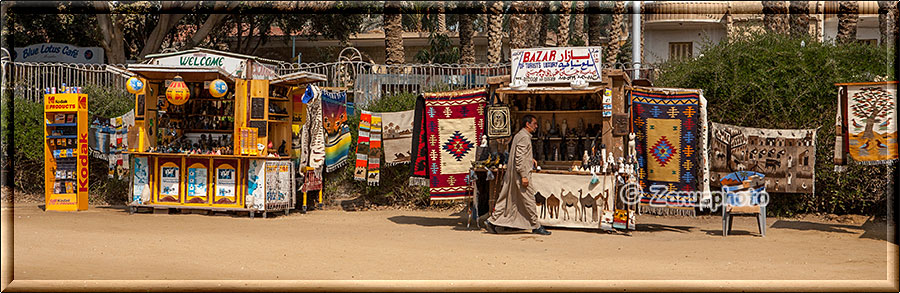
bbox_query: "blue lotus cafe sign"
[14,43,105,64]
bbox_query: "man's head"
[522,115,537,134]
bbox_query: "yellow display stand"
[44,93,89,211]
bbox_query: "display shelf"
[267,113,289,117]
[46,123,77,127]
[269,96,290,101]
[47,135,78,139]
[184,129,234,133]
[268,119,290,123]
[186,114,234,117]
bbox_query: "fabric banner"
[322,90,351,172]
[424,88,487,201]
[630,87,709,216]
[368,113,383,186]
[131,156,149,203]
[531,173,615,229]
[354,111,371,181]
[409,95,430,186]
[381,110,415,166]
[710,122,816,193]
[300,85,326,170]
[839,82,898,165]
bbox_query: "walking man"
[485,115,551,235]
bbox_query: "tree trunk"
[436,1,446,33]
[487,0,504,63]
[509,1,528,49]
[459,13,476,64]
[538,2,549,47]
[837,1,859,44]
[762,1,789,34]
[95,2,126,64]
[878,1,898,46]
[587,1,602,47]
[606,1,625,66]
[384,1,405,65]
[139,14,186,59]
[573,1,585,46]
[558,1,571,46]
[789,1,810,37]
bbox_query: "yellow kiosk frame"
[44,93,89,211]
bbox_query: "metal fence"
[1,60,133,102]
[1,59,657,106]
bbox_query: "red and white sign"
[510,47,603,84]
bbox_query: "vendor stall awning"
[126,64,235,82]
[270,71,327,86]
[496,86,604,95]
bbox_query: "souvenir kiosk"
[124,48,326,218]
[476,47,636,231]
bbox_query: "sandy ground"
[2,201,897,285]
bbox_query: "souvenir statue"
[566,137,578,161]
[543,135,551,161]
[549,114,559,137]
[560,119,568,138]
[278,140,287,156]
[606,153,616,174]
[627,132,636,161]
[543,119,552,138]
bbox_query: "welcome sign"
[15,43,105,64]
[150,49,279,80]
[510,47,603,84]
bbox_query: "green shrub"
[656,32,895,216]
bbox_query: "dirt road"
[4,202,897,284]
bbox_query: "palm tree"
[538,1,550,47]
[789,1,810,37]
[763,1,789,34]
[836,1,859,44]
[573,1,585,46]
[558,1,571,46]
[487,0,504,63]
[436,1,446,33]
[605,1,625,66]
[509,1,528,49]
[459,13,476,64]
[384,1,405,65]
[587,1,602,46]
[878,1,898,46]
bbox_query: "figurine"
[278,140,287,156]
[560,119,568,138]
[583,150,590,167]
[627,132,636,161]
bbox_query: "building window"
[669,42,693,60]
[858,39,878,45]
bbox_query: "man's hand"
[521,177,529,188]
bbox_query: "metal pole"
[632,1,641,80]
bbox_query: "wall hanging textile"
[486,92,511,138]
[409,95,430,186]
[322,90,351,172]
[531,173,616,229]
[835,82,898,168]
[630,87,709,216]
[367,113,383,186]
[381,110,415,166]
[300,85,326,170]
[354,111,371,181]
[424,88,487,201]
[710,122,816,194]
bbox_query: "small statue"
[278,140,287,156]
[560,119,568,138]
[583,150,590,167]
[627,132,637,162]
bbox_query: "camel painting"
[561,188,580,221]
[546,193,560,219]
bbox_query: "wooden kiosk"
[477,47,635,231]
[124,48,325,217]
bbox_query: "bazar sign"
[15,43,105,64]
[510,47,603,84]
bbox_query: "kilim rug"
[836,82,898,166]
[424,88,487,201]
[354,111,371,181]
[709,122,816,194]
[381,110,415,166]
[409,95,430,186]
[322,90,351,173]
[630,87,709,216]
[368,113,383,186]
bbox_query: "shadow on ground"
[387,213,481,231]
[770,218,889,242]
